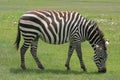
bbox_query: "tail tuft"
[14,23,21,50]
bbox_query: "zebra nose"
[98,67,106,73]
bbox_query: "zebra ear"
[105,40,109,46]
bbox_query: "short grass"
[0,0,120,80]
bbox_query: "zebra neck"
[86,21,104,51]
[88,32,102,51]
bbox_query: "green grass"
[0,0,120,80]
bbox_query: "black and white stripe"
[15,10,108,72]
[19,11,82,45]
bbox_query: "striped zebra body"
[15,10,108,73]
[19,10,86,45]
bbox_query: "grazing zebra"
[15,10,109,73]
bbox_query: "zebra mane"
[91,20,104,39]
[87,19,106,49]
[91,20,107,50]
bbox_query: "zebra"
[14,10,109,73]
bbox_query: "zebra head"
[94,40,109,73]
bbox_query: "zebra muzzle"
[98,67,106,73]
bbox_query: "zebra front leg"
[75,44,87,72]
[65,45,74,70]
[30,40,44,70]
[20,45,28,70]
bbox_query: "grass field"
[0,0,120,80]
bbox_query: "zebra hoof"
[21,65,26,70]
[81,66,87,72]
[65,64,71,70]
[83,68,87,72]
[83,69,87,72]
[38,65,45,70]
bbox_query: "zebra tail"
[14,23,21,50]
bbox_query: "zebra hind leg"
[75,44,87,72]
[30,38,44,70]
[20,44,29,70]
[65,44,74,70]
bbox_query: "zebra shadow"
[10,68,99,75]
